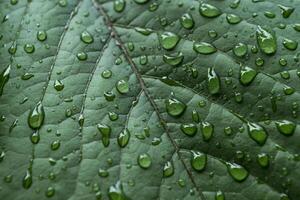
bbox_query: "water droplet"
[133,0,149,4]
[208,30,218,38]
[201,122,214,141]
[116,79,129,94]
[21,73,34,80]
[114,0,126,12]
[180,13,194,29]
[138,153,152,169]
[54,80,64,91]
[247,122,267,145]
[108,181,129,200]
[78,114,84,127]
[278,5,294,18]
[233,43,247,57]
[28,101,45,129]
[257,153,269,168]
[118,129,130,148]
[0,151,5,162]
[282,38,298,51]
[163,52,184,66]
[191,151,207,171]
[80,31,94,44]
[264,11,276,18]
[58,0,67,7]
[101,69,112,79]
[10,0,18,5]
[180,123,197,136]
[193,42,217,54]
[8,42,17,54]
[151,137,161,145]
[37,30,47,41]
[51,140,61,150]
[163,161,174,177]
[192,110,200,123]
[22,170,32,189]
[207,67,220,95]
[256,26,277,55]
[227,163,248,182]
[77,52,87,60]
[199,3,221,18]
[24,44,35,53]
[215,190,225,200]
[30,131,40,144]
[275,120,296,136]
[0,65,11,96]
[45,187,55,198]
[98,168,109,177]
[166,98,186,117]
[226,14,242,24]
[139,55,148,65]
[239,66,257,86]
[134,27,152,35]
[108,112,119,121]
[159,32,180,50]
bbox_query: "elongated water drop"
[278,5,294,18]
[282,38,298,51]
[118,129,130,148]
[22,169,32,189]
[180,13,194,29]
[207,67,220,95]
[180,123,197,136]
[97,123,111,147]
[193,42,217,54]
[275,120,296,136]
[227,163,248,182]
[166,98,186,117]
[28,101,45,129]
[163,52,184,66]
[256,26,277,55]
[201,121,214,141]
[0,65,11,96]
[21,73,34,80]
[138,153,152,169]
[199,3,221,18]
[163,161,174,177]
[191,151,207,171]
[247,122,267,145]
[159,32,180,50]
[239,66,257,86]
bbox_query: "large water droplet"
[163,52,184,66]
[256,26,277,55]
[199,3,221,18]
[97,123,111,147]
[239,66,257,86]
[28,101,45,129]
[227,163,248,182]
[180,123,197,136]
[275,120,296,136]
[0,65,11,96]
[207,67,220,95]
[201,121,214,141]
[166,98,186,117]
[138,153,152,169]
[193,42,217,54]
[247,122,267,145]
[134,0,149,4]
[191,151,207,171]
[118,129,130,148]
[159,32,180,50]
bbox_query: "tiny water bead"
[201,121,214,141]
[226,14,242,24]
[257,153,269,168]
[138,153,152,169]
[180,13,194,29]
[80,31,94,44]
[101,69,112,79]
[166,98,186,117]
[275,120,296,136]
[97,123,111,147]
[113,0,126,12]
[163,52,184,66]
[0,65,11,96]
[163,161,174,177]
[282,38,298,51]
[118,129,130,148]
[37,30,47,41]
[193,42,217,54]
[159,32,180,50]
[233,43,248,57]
[77,52,87,60]
[239,66,257,86]
[54,80,64,91]
[28,101,45,129]
[116,79,129,94]
[207,67,220,95]
[180,123,197,136]
[227,163,248,182]
[247,122,268,145]
[199,3,221,18]
[191,151,207,172]
[256,26,277,55]
[24,44,35,53]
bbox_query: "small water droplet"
[116,79,129,94]
[37,30,47,41]
[159,32,180,50]
[77,52,87,60]
[21,73,34,80]
[256,26,277,55]
[98,168,109,177]
[28,101,45,129]
[108,181,129,200]
[191,151,207,171]
[207,67,220,95]
[133,0,149,4]
[166,98,186,117]
[193,42,217,55]
[30,131,40,144]
[51,140,61,150]
[180,13,194,29]
[118,129,130,148]
[226,14,242,24]
[275,120,296,136]
[22,169,32,189]
[278,5,294,18]
[215,190,225,200]
[163,161,174,177]
[233,43,247,57]
[180,123,197,136]
[101,69,112,79]
[163,52,184,66]
[24,44,35,53]
[54,80,64,91]
[201,121,214,141]
[114,0,126,12]
[247,122,267,145]
[80,31,94,44]
[227,163,248,182]
[45,187,55,198]
[239,66,257,86]
[199,3,221,18]
[138,153,152,169]
[282,38,298,51]
[257,153,269,168]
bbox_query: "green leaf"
[0,0,299,200]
